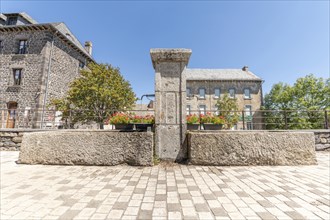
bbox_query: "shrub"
[186,114,200,124]
[108,113,130,124]
[108,113,155,124]
[201,112,226,125]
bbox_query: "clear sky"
[1,0,329,100]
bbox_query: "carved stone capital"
[150,48,192,69]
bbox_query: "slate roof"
[185,68,262,81]
[0,13,93,61]
[0,14,6,21]
[50,22,92,60]
[2,12,38,24]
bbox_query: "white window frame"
[13,69,22,85]
[244,88,251,99]
[245,105,252,116]
[229,88,235,99]
[199,105,206,115]
[199,88,206,99]
[214,88,220,99]
[186,87,192,98]
[186,105,191,115]
[18,40,28,54]
[214,105,219,116]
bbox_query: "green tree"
[216,93,240,129]
[51,63,136,129]
[263,74,330,129]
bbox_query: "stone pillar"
[150,48,192,161]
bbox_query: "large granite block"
[18,130,153,166]
[188,131,317,165]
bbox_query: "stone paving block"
[1,151,330,220]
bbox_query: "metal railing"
[0,108,155,129]
[186,109,329,130]
[1,108,328,130]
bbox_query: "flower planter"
[203,124,223,130]
[114,124,134,131]
[187,124,200,130]
[135,123,154,131]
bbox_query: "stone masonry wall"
[188,131,317,166]
[18,130,153,166]
[1,28,89,128]
[41,34,87,106]
[0,30,50,110]
[0,129,44,151]
[315,131,330,151]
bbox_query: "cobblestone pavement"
[1,151,329,220]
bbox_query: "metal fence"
[0,108,155,129]
[0,108,329,130]
[186,109,329,130]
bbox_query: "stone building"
[185,66,263,129]
[0,12,93,128]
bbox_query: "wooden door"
[6,102,17,128]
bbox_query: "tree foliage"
[51,63,136,129]
[216,93,240,129]
[263,74,330,129]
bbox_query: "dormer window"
[18,40,28,54]
[7,17,17,25]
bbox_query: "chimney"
[242,66,249,71]
[84,41,92,56]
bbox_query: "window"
[18,40,28,54]
[247,122,253,130]
[214,88,220,99]
[244,88,251,99]
[13,69,22,85]
[199,88,206,99]
[229,88,235,98]
[186,87,191,98]
[186,105,191,115]
[7,17,17,25]
[245,105,252,116]
[79,61,85,68]
[199,105,206,115]
[214,105,219,116]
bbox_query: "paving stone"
[1,151,329,220]
[195,203,210,212]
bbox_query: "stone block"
[18,130,153,166]
[12,136,23,143]
[188,131,317,166]
[316,144,330,151]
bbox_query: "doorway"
[6,102,18,128]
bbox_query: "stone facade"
[18,130,153,166]
[0,129,44,151]
[0,13,93,128]
[315,131,330,151]
[186,69,263,130]
[188,131,317,166]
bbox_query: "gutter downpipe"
[40,31,57,129]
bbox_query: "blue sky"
[1,0,329,100]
